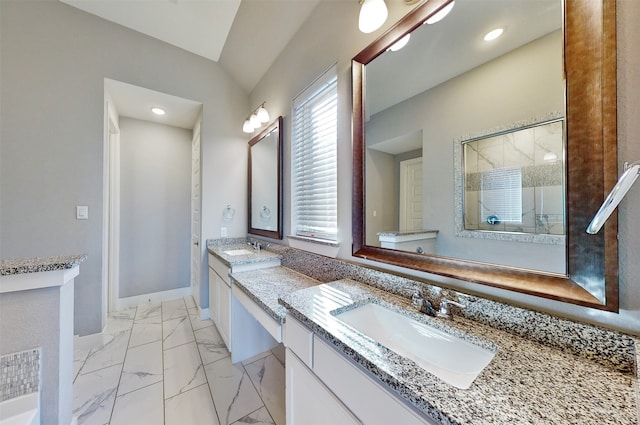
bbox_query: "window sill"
[287,235,340,258]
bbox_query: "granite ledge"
[207,241,282,267]
[231,266,321,323]
[0,254,87,276]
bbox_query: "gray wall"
[0,1,248,335]
[248,1,640,334]
[119,118,191,298]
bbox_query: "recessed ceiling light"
[425,1,455,25]
[484,28,504,42]
[151,107,166,115]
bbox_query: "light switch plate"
[76,206,88,220]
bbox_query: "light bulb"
[388,34,410,52]
[249,113,261,129]
[151,107,165,115]
[242,120,254,133]
[257,105,270,123]
[359,0,388,34]
[425,1,455,25]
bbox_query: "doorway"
[102,79,203,317]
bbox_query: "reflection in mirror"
[248,117,283,239]
[364,0,564,273]
[453,115,566,274]
[352,0,618,311]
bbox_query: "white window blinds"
[292,65,338,241]
[480,167,523,223]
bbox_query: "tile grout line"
[186,296,224,425]
[107,306,137,425]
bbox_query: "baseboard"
[114,286,192,311]
[199,307,211,320]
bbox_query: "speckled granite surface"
[207,240,282,267]
[0,254,87,276]
[230,266,320,323]
[257,242,637,374]
[280,279,639,425]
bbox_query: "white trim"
[0,267,78,294]
[113,286,192,311]
[199,307,211,321]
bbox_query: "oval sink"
[223,249,255,256]
[336,303,496,389]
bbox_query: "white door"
[399,157,423,232]
[190,118,202,305]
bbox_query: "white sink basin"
[336,303,496,389]
[223,249,255,256]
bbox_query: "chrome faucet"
[436,298,465,320]
[247,241,262,251]
[412,290,436,316]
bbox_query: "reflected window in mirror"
[248,116,283,239]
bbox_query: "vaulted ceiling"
[60,0,320,94]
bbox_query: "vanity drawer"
[284,314,314,368]
[313,336,437,425]
[208,253,230,282]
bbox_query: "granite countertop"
[231,266,321,323]
[279,279,639,425]
[207,243,282,267]
[0,254,87,276]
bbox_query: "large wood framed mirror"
[352,0,618,311]
[248,116,283,239]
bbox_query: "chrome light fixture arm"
[587,160,640,234]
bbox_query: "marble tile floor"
[72,296,286,425]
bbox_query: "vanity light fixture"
[425,1,455,25]
[242,102,270,134]
[484,28,504,42]
[359,0,388,33]
[388,33,411,52]
[586,160,640,234]
[151,107,165,115]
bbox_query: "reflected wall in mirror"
[248,116,283,239]
[352,0,618,311]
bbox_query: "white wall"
[119,118,191,298]
[0,1,248,335]
[248,1,640,334]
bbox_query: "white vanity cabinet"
[284,314,438,425]
[207,251,281,359]
[208,253,233,348]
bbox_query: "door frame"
[399,157,423,231]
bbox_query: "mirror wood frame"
[248,116,283,240]
[352,0,618,311]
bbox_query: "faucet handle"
[437,298,465,319]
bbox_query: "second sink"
[335,303,496,389]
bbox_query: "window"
[292,65,338,241]
[480,167,523,223]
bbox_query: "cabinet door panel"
[208,268,220,325]
[314,337,437,425]
[219,280,231,349]
[286,349,361,425]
